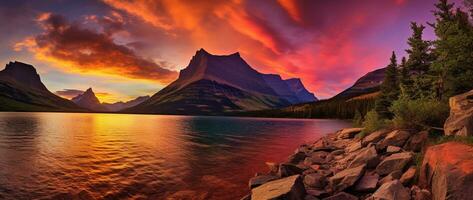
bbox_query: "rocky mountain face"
[285,78,318,103]
[71,88,107,111]
[333,67,386,99]
[0,61,83,111]
[102,96,150,112]
[262,74,317,104]
[127,49,317,115]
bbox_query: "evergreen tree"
[375,52,400,119]
[431,0,473,99]
[399,57,412,97]
[404,22,434,99]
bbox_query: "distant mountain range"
[4,49,388,115]
[126,49,317,115]
[0,61,83,112]
[70,88,149,112]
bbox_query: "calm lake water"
[0,112,350,200]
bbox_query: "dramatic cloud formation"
[15,13,177,84]
[101,0,419,97]
[3,0,464,100]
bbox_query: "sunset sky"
[0,0,465,102]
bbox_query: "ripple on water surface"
[0,113,350,199]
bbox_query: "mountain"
[102,96,150,111]
[333,67,386,99]
[127,49,317,115]
[0,61,83,111]
[262,74,317,104]
[71,88,108,111]
[285,78,318,103]
[238,67,386,119]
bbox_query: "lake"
[0,112,350,199]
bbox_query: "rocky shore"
[243,90,473,200]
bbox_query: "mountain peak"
[173,49,278,96]
[0,61,49,91]
[71,88,106,111]
[85,87,94,93]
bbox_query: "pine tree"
[404,22,434,99]
[375,52,400,119]
[431,0,473,99]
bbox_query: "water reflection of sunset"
[0,113,350,199]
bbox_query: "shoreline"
[242,128,436,200]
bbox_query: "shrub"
[352,110,363,127]
[389,97,449,130]
[361,110,385,134]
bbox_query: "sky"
[0,0,467,102]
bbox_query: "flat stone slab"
[251,175,305,200]
[376,152,413,176]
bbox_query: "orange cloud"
[15,13,177,84]
[277,0,302,23]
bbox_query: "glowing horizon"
[0,0,465,102]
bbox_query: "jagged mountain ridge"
[70,88,150,112]
[0,61,83,111]
[127,49,317,115]
[71,88,107,111]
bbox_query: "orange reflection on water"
[0,113,350,199]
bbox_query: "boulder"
[251,175,306,200]
[249,175,279,189]
[376,152,413,176]
[279,163,304,177]
[378,170,403,186]
[361,129,390,146]
[386,146,401,153]
[323,192,358,200]
[312,138,336,151]
[404,131,428,152]
[304,151,329,165]
[348,145,378,168]
[400,167,416,186]
[346,141,362,153]
[354,173,379,192]
[377,130,411,150]
[419,142,473,200]
[289,152,307,164]
[337,128,363,139]
[371,180,410,200]
[444,89,473,136]
[304,173,327,189]
[329,164,366,191]
[411,185,432,200]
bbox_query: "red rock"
[404,131,428,152]
[419,142,473,200]
[376,152,413,176]
[252,175,306,200]
[371,180,410,200]
[400,167,416,186]
[354,172,379,192]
